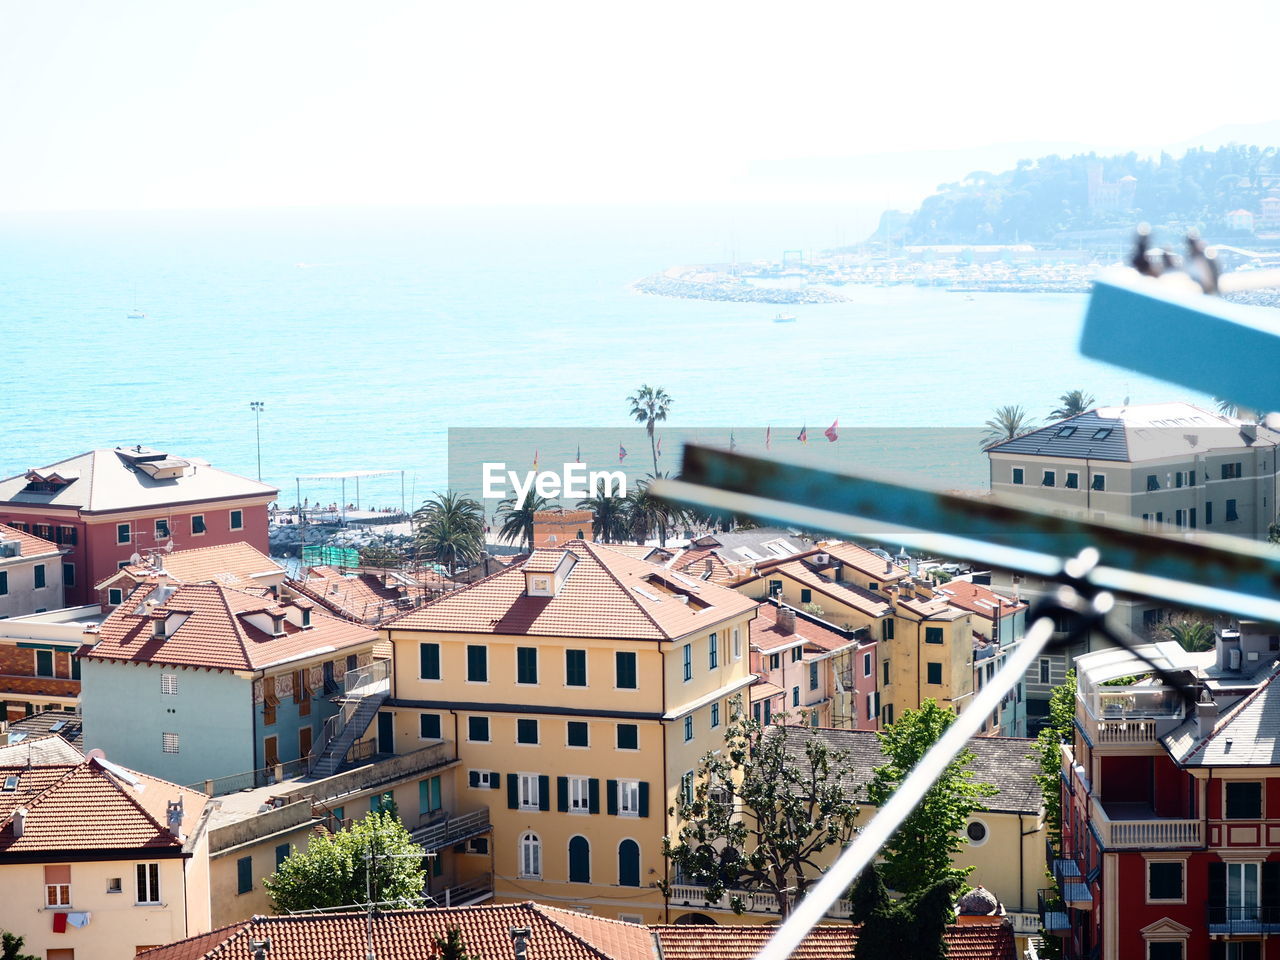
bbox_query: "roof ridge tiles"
[579,541,674,640]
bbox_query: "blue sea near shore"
[0,204,1209,510]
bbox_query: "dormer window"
[527,574,553,597]
[301,608,311,628]
[152,619,166,639]
[272,616,286,637]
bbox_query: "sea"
[0,204,1209,514]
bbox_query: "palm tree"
[495,491,550,552]
[578,491,628,543]
[1215,397,1239,418]
[1158,614,1216,652]
[628,384,672,476]
[624,476,681,548]
[1048,390,1096,420]
[980,405,1034,450]
[412,491,485,575]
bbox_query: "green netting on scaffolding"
[302,545,361,568]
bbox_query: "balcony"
[432,873,493,907]
[1093,718,1158,745]
[1037,888,1069,935]
[1207,903,1280,936]
[411,808,492,853]
[666,882,854,920]
[1089,795,1202,849]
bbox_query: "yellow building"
[735,542,1005,733]
[0,733,212,960]
[383,540,758,923]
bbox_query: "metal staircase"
[307,659,390,778]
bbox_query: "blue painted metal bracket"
[655,445,1280,623]
[1080,267,1280,413]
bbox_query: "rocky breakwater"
[633,266,846,304]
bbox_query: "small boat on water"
[127,310,146,319]
[773,313,797,323]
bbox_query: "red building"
[0,446,276,605]
[1053,625,1280,959]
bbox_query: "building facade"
[0,523,66,620]
[0,606,102,720]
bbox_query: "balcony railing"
[1080,685,1184,722]
[1207,903,1280,934]
[433,873,493,907]
[1094,718,1158,744]
[667,883,854,919]
[411,808,491,852]
[1037,888,1069,935]
[1089,796,1202,849]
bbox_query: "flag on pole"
[824,418,839,443]
[619,443,627,462]
[730,430,737,451]
[576,444,581,463]
[797,425,808,444]
[765,426,772,450]
[533,449,539,470]
[657,436,662,458]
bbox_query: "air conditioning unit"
[814,553,830,565]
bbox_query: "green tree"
[434,927,482,960]
[577,490,629,543]
[495,491,550,553]
[627,384,672,477]
[1031,670,1075,960]
[0,932,37,960]
[849,863,963,960]
[980,405,1033,450]
[624,476,681,548]
[413,491,486,575]
[661,707,861,918]
[1048,390,1095,420]
[865,700,997,895]
[263,810,425,912]
[1158,613,1216,651]
[1269,520,1280,545]
[359,538,407,569]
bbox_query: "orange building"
[532,508,594,548]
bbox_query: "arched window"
[568,835,591,883]
[618,838,640,887]
[519,832,542,879]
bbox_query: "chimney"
[832,559,843,582]
[12,808,26,838]
[899,580,914,600]
[777,606,797,634]
[510,928,531,960]
[1197,693,1219,737]
[167,797,185,840]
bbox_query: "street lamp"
[250,401,265,481]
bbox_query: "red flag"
[657,436,662,457]
[824,419,839,443]
[619,443,627,462]
[533,449,539,470]
[797,425,808,444]
[765,426,772,450]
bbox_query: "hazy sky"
[3,0,1278,212]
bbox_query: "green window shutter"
[237,856,252,894]
[538,775,550,811]
[589,778,600,814]
[507,773,519,809]
[469,770,480,788]
[557,776,569,813]
[1264,861,1280,911]
[492,772,501,790]
[638,782,650,818]
[420,643,439,679]
[607,779,618,816]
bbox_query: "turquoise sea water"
[0,205,1207,508]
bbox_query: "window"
[615,651,637,689]
[1175,471,1184,489]
[35,650,54,678]
[1012,467,1024,485]
[467,716,490,742]
[1040,658,1051,684]
[708,633,718,669]
[136,862,161,904]
[301,607,311,628]
[518,774,541,811]
[1189,471,1196,486]
[467,645,488,682]
[107,586,123,606]
[45,864,72,907]
[684,716,693,741]
[809,661,819,691]
[230,509,244,530]
[468,769,499,789]
[882,660,890,685]
[565,649,587,686]
[0,571,7,596]
[925,626,944,644]
[33,564,45,589]
[420,713,442,739]
[800,588,812,604]
[162,732,179,754]
[619,839,641,886]
[568,835,591,883]
[517,718,539,744]
[1226,781,1262,819]
[1065,472,1079,489]
[161,673,178,695]
[1225,861,1260,923]
[616,723,638,750]
[236,856,252,894]
[155,518,170,540]
[191,514,206,535]
[1147,861,1184,901]
[927,662,942,685]
[62,562,74,587]
[768,579,783,597]
[1146,944,1183,960]
[770,653,781,670]
[1222,461,1244,480]
[711,702,720,727]
[519,832,542,878]
[1091,473,1105,491]
[567,777,592,813]
[1226,499,1239,522]
[732,628,742,660]
[567,721,589,747]
[117,522,131,544]
[419,775,442,815]
[1206,501,1213,525]
[71,658,80,681]
[517,647,538,685]
[965,820,988,845]
[1042,470,1056,487]
[106,877,122,894]
[419,643,440,680]
[863,652,872,677]
[791,646,803,663]
[1147,474,1160,492]
[681,770,694,805]
[682,643,692,681]
[618,779,642,817]
[275,844,291,869]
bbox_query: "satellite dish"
[129,553,142,565]
[85,748,106,762]
[165,540,175,553]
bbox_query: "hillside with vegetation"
[888,145,1277,245]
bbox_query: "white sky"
[2,0,1278,212]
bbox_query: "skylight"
[1,775,17,792]
[1056,426,1076,437]
[1092,428,1112,440]
[49,720,65,732]
[631,586,663,603]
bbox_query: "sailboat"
[772,312,797,323]
[127,283,146,320]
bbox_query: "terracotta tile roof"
[0,522,61,559]
[80,580,377,671]
[652,920,1014,960]
[138,902,655,960]
[768,561,891,619]
[98,541,284,591]
[662,546,741,585]
[934,580,1026,623]
[522,550,570,573]
[896,592,967,621]
[0,757,204,855]
[820,541,910,582]
[751,603,857,655]
[386,541,758,641]
[0,732,84,766]
[287,565,408,624]
[4,710,83,748]
[750,680,785,702]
